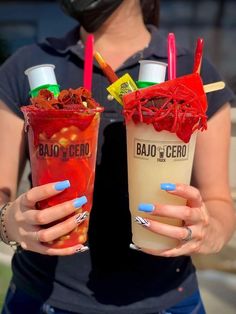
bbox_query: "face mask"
[60,0,123,33]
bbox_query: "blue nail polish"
[73,196,87,208]
[54,180,70,191]
[160,183,176,191]
[138,203,154,212]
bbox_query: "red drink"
[21,88,103,248]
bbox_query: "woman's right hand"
[4,180,89,256]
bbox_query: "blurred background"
[0,0,236,313]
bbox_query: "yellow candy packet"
[107,73,138,105]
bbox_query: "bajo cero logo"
[37,141,91,160]
[134,138,189,162]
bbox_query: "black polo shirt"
[0,25,234,313]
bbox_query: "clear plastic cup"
[126,121,197,251]
[21,105,103,249]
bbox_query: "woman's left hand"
[134,183,222,257]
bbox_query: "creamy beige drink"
[123,73,208,251]
[126,121,197,250]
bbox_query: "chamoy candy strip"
[94,51,119,84]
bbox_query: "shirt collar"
[144,25,187,58]
[42,26,81,54]
[42,24,187,65]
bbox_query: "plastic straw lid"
[24,64,58,91]
[138,60,167,84]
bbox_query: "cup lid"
[138,60,167,84]
[24,64,57,91]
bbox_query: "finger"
[135,216,192,241]
[163,183,203,208]
[130,240,197,257]
[138,233,201,257]
[140,244,190,257]
[157,240,201,257]
[21,180,71,207]
[24,196,87,225]
[37,211,89,243]
[20,241,89,256]
[138,203,199,223]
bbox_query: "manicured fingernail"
[54,180,70,191]
[73,196,87,208]
[160,183,176,191]
[135,216,150,227]
[75,246,89,253]
[138,203,155,212]
[75,211,89,224]
[129,243,142,251]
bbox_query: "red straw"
[167,33,176,80]
[193,38,204,74]
[83,34,94,91]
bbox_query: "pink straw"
[193,38,204,74]
[83,34,94,91]
[167,33,176,80]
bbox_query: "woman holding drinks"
[0,0,235,313]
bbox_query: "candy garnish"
[31,87,99,110]
[123,74,208,143]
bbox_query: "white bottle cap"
[138,60,168,84]
[24,64,57,90]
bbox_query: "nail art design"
[75,246,89,253]
[129,243,142,251]
[75,211,89,224]
[135,216,150,227]
[54,180,70,191]
[160,183,176,191]
[138,203,155,212]
[73,196,87,208]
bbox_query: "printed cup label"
[134,138,189,162]
[37,140,92,160]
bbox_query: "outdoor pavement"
[1,163,236,313]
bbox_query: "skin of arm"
[191,103,236,252]
[0,100,26,204]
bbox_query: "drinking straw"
[193,38,204,74]
[83,34,94,91]
[94,51,119,84]
[167,33,176,80]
